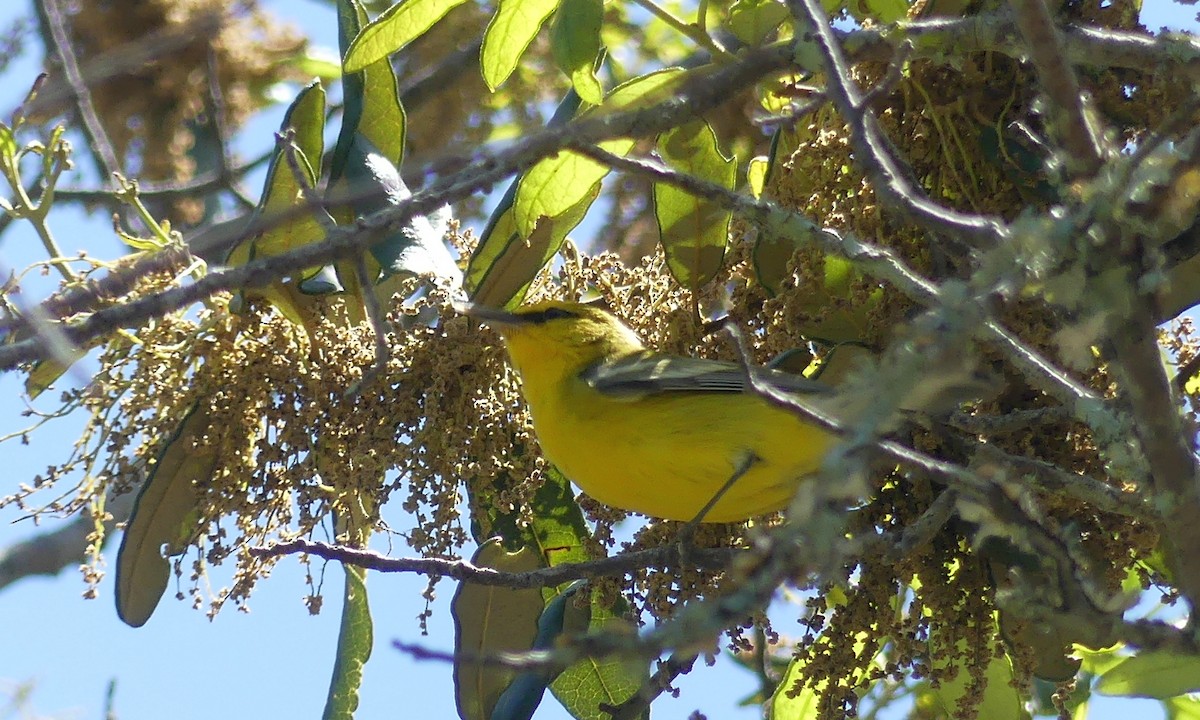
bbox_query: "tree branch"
[0,44,794,371]
[250,540,738,587]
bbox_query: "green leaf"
[334,0,406,177]
[747,156,769,198]
[0,123,16,161]
[513,68,685,237]
[115,403,212,627]
[339,134,460,284]
[528,466,592,572]
[342,0,469,72]
[928,625,1024,720]
[727,0,790,46]
[1095,651,1200,699]
[1167,695,1200,720]
[550,0,604,105]
[466,89,585,307]
[769,654,821,720]
[1076,644,1125,676]
[322,562,373,720]
[249,80,328,259]
[481,0,563,91]
[549,592,646,720]
[25,353,79,399]
[224,81,332,328]
[468,183,598,308]
[453,540,546,720]
[653,120,734,292]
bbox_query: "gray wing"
[580,351,833,399]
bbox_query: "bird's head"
[457,300,646,379]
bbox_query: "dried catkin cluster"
[51,0,305,221]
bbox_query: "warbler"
[462,300,839,523]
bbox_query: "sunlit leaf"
[1095,651,1200,699]
[342,0,469,72]
[481,0,561,91]
[727,0,790,46]
[769,653,820,720]
[653,119,734,291]
[1166,695,1200,720]
[513,68,684,237]
[550,0,604,104]
[467,89,584,307]
[334,0,406,175]
[928,618,1024,720]
[748,156,769,198]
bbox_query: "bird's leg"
[675,452,759,560]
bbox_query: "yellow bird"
[462,300,838,523]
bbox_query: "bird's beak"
[452,301,522,326]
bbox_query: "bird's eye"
[538,307,576,321]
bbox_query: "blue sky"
[0,1,1196,719]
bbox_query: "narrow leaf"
[342,0,468,72]
[653,120,734,291]
[322,563,373,720]
[481,0,562,91]
[550,0,604,104]
[453,540,545,720]
[115,403,213,627]
[334,0,406,177]
[466,89,585,307]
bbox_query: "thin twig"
[629,0,733,61]
[563,144,1114,429]
[787,0,1005,248]
[0,44,794,371]
[37,0,122,177]
[611,652,699,720]
[1008,0,1102,177]
[250,540,738,586]
[204,46,256,210]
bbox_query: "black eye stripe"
[521,307,577,323]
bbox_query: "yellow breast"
[525,373,832,522]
